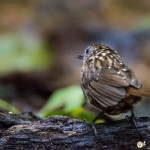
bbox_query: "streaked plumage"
[79,44,150,115]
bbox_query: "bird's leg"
[130,108,144,142]
[92,112,102,123]
[126,108,144,142]
[83,112,104,136]
[83,119,97,136]
[84,112,114,136]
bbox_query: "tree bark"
[0,112,149,150]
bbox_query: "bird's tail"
[127,87,150,97]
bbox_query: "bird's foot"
[83,119,97,136]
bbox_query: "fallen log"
[0,112,149,150]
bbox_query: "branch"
[0,112,150,150]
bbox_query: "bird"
[78,44,150,120]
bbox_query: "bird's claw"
[83,119,97,136]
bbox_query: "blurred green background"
[0,0,150,120]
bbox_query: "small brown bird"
[78,44,150,118]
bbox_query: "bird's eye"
[85,48,89,54]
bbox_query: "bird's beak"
[76,55,84,60]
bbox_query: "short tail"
[127,87,150,97]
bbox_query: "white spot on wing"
[117,71,121,75]
[122,68,127,71]
[122,77,126,80]
[101,52,107,56]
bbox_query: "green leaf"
[0,99,20,114]
[38,85,84,117]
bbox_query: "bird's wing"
[81,59,142,110]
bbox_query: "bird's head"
[77,44,109,60]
